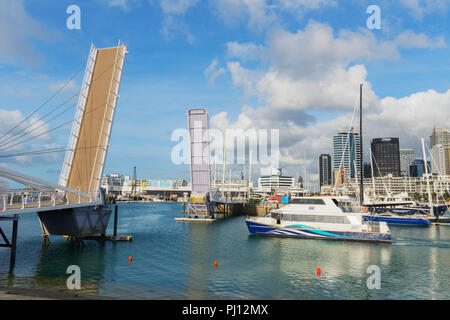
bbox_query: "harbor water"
[0,202,449,299]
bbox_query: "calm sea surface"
[1,202,449,299]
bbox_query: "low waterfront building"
[258,168,295,191]
[101,173,125,196]
[120,177,190,201]
[320,185,335,195]
[344,175,450,198]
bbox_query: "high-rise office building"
[364,163,372,178]
[430,126,450,148]
[319,154,332,187]
[400,149,415,177]
[430,126,450,177]
[333,129,362,180]
[431,144,450,176]
[371,138,401,177]
[410,160,431,177]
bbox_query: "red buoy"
[317,267,321,276]
[214,260,218,267]
[128,256,133,263]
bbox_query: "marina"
[1,202,449,300]
[1,2,450,304]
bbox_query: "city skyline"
[1,1,450,193]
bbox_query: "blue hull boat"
[246,219,392,243]
[363,214,431,226]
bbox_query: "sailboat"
[353,85,431,226]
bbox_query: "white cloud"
[226,41,265,61]
[2,85,37,98]
[0,110,52,149]
[161,15,196,43]
[399,0,449,19]
[157,0,199,43]
[0,108,58,167]
[390,30,446,49]
[108,0,133,10]
[211,22,448,191]
[211,0,276,30]
[264,21,445,80]
[211,0,336,30]
[204,59,227,84]
[160,0,200,14]
[48,80,79,94]
[0,0,52,66]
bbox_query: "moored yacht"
[364,192,416,208]
[246,197,391,243]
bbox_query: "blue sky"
[1,0,450,191]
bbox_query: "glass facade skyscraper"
[400,149,415,177]
[410,160,431,177]
[430,126,450,148]
[333,130,362,180]
[371,138,401,177]
[319,154,332,187]
[430,127,450,176]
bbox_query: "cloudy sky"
[0,0,449,191]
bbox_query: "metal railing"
[1,189,102,212]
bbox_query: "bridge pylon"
[186,108,214,219]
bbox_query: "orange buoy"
[128,256,133,263]
[317,267,321,276]
[214,260,218,267]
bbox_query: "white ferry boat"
[246,197,391,243]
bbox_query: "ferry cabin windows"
[270,211,280,219]
[281,214,351,224]
[291,198,326,205]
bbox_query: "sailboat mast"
[370,147,376,198]
[421,138,433,211]
[359,83,364,205]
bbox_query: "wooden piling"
[10,218,18,267]
[113,205,118,237]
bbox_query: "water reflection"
[1,204,450,299]
[184,223,213,299]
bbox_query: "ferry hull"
[246,220,391,243]
[363,215,431,226]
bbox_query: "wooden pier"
[174,217,216,222]
[0,216,19,268]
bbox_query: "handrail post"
[38,192,42,208]
[21,194,24,209]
